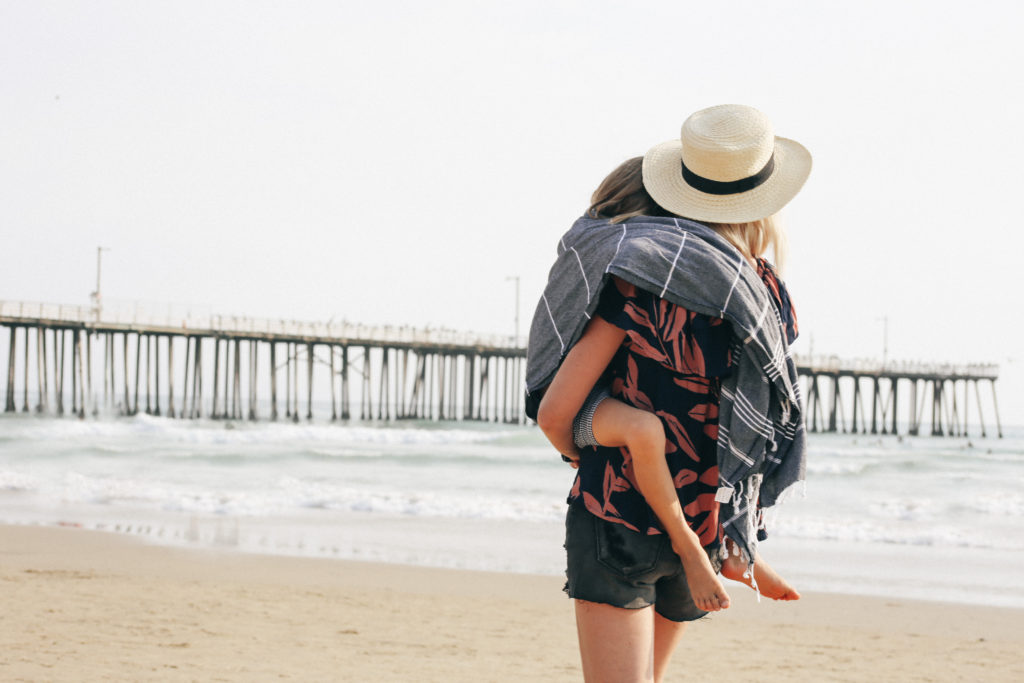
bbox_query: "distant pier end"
[1,301,1002,436]
[795,355,1002,438]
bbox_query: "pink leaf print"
[661,299,687,345]
[703,423,719,441]
[622,357,655,412]
[693,516,718,546]
[603,461,632,496]
[680,314,706,375]
[624,330,669,364]
[684,492,720,517]
[583,492,604,517]
[662,305,687,370]
[684,493,721,545]
[703,401,720,440]
[603,462,616,500]
[760,262,781,299]
[625,354,639,387]
[699,466,719,486]
[623,302,657,337]
[619,447,641,491]
[674,376,710,394]
[600,462,633,517]
[674,468,697,487]
[656,410,699,462]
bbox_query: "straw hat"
[642,104,811,224]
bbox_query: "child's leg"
[720,540,800,600]
[586,396,730,613]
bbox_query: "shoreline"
[2,524,1022,681]
[7,504,1024,610]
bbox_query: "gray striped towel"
[525,215,806,567]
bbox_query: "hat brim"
[642,136,811,224]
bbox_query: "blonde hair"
[588,157,790,272]
[707,215,788,274]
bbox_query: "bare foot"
[675,546,731,612]
[721,550,801,601]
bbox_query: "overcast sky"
[2,0,1021,424]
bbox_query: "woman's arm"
[535,316,626,465]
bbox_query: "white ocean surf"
[2,412,1022,607]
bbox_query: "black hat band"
[681,153,775,196]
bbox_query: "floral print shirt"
[568,258,798,553]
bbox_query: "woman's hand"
[560,448,581,469]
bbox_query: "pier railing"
[0,300,520,350]
[793,354,1000,381]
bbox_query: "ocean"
[1,412,1022,608]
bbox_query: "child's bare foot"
[675,546,731,612]
[721,549,801,601]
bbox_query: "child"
[570,387,801,607]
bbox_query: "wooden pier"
[1,301,1002,436]
[1,301,526,424]
[796,355,1002,438]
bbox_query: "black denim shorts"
[563,503,707,623]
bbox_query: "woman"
[525,104,810,682]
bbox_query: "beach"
[2,415,1024,680]
[2,524,1022,682]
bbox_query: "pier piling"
[798,357,1001,438]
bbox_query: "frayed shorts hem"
[563,503,708,623]
[563,590,710,623]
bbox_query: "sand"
[1,525,1022,682]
